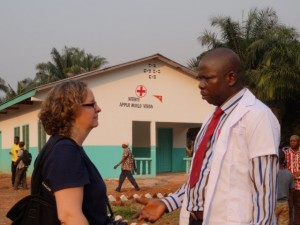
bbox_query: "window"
[14,127,20,138]
[22,124,29,151]
[38,121,47,151]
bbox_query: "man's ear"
[226,71,237,86]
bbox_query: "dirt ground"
[0,172,188,224]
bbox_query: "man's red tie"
[189,107,224,188]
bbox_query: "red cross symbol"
[136,85,147,98]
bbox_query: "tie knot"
[213,107,224,118]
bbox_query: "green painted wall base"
[1,145,186,178]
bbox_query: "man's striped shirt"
[161,88,278,224]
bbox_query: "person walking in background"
[276,148,294,225]
[36,80,111,225]
[186,140,194,157]
[284,134,300,225]
[13,141,28,190]
[114,142,139,192]
[9,136,19,187]
[134,48,280,225]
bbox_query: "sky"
[1,0,300,90]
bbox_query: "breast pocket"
[229,125,249,164]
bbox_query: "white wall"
[0,103,41,149]
[83,59,213,145]
[0,58,213,149]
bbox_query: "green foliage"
[111,201,180,225]
[1,46,108,103]
[0,78,8,93]
[191,7,300,144]
[35,46,108,85]
[112,202,141,220]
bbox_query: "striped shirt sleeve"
[161,182,187,212]
[250,155,278,225]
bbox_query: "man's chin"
[202,95,209,102]
[202,96,220,106]
[202,96,213,105]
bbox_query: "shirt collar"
[220,88,246,115]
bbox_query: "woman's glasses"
[81,102,97,109]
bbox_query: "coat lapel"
[203,89,256,222]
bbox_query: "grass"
[112,201,180,225]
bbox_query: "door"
[157,128,172,172]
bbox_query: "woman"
[38,80,106,225]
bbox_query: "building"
[0,54,213,178]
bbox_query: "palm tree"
[83,53,107,72]
[3,85,17,101]
[187,51,207,72]
[35,47,72,83]
[35,46,108,84]
[247,27,300,102]
[195,8,283,68]
[0,77,36,102]
[187,58,200,71]
[2,47,108,102]
[195,7,300,101]
[16,78,36,94]
[0,78,9,103]
[0,78,8,94]
[193,7,300,142]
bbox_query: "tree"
[0,78,9,103]
[0,78,8,94]
[191,8,283,69]
[35,46,108,85]
[1,47,108,102]
[16,78,36,94]
[0,78,36,102]
[0,78,22,103]
[191,7,300,143]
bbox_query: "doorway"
[157,128,172,172]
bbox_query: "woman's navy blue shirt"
[41,138,107,225]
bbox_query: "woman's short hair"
[39,80,87,137]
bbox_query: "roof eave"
[0,89,36,111]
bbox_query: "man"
[13,141,28,190]
[9,136,19,187]
[276,149,294,225]
[114,142,140,192]
[284,134,300,225]
[186,140,194,157]
[135,48,280,225]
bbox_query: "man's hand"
[113,164,119,169]
[133,198,166,223]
